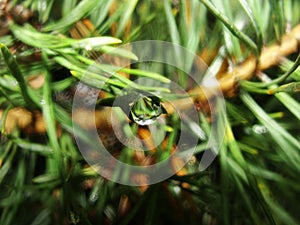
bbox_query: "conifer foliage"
[0,0,299,225]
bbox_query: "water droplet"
[130,94,165,126]
[252,124,268,134]
[132,115,160,126]
[89,192,99,203]
[40,99,46,105]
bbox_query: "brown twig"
[165,24,300,114]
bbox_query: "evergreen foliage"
[0,0,299,224]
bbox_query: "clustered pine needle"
[0,1,299,225]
